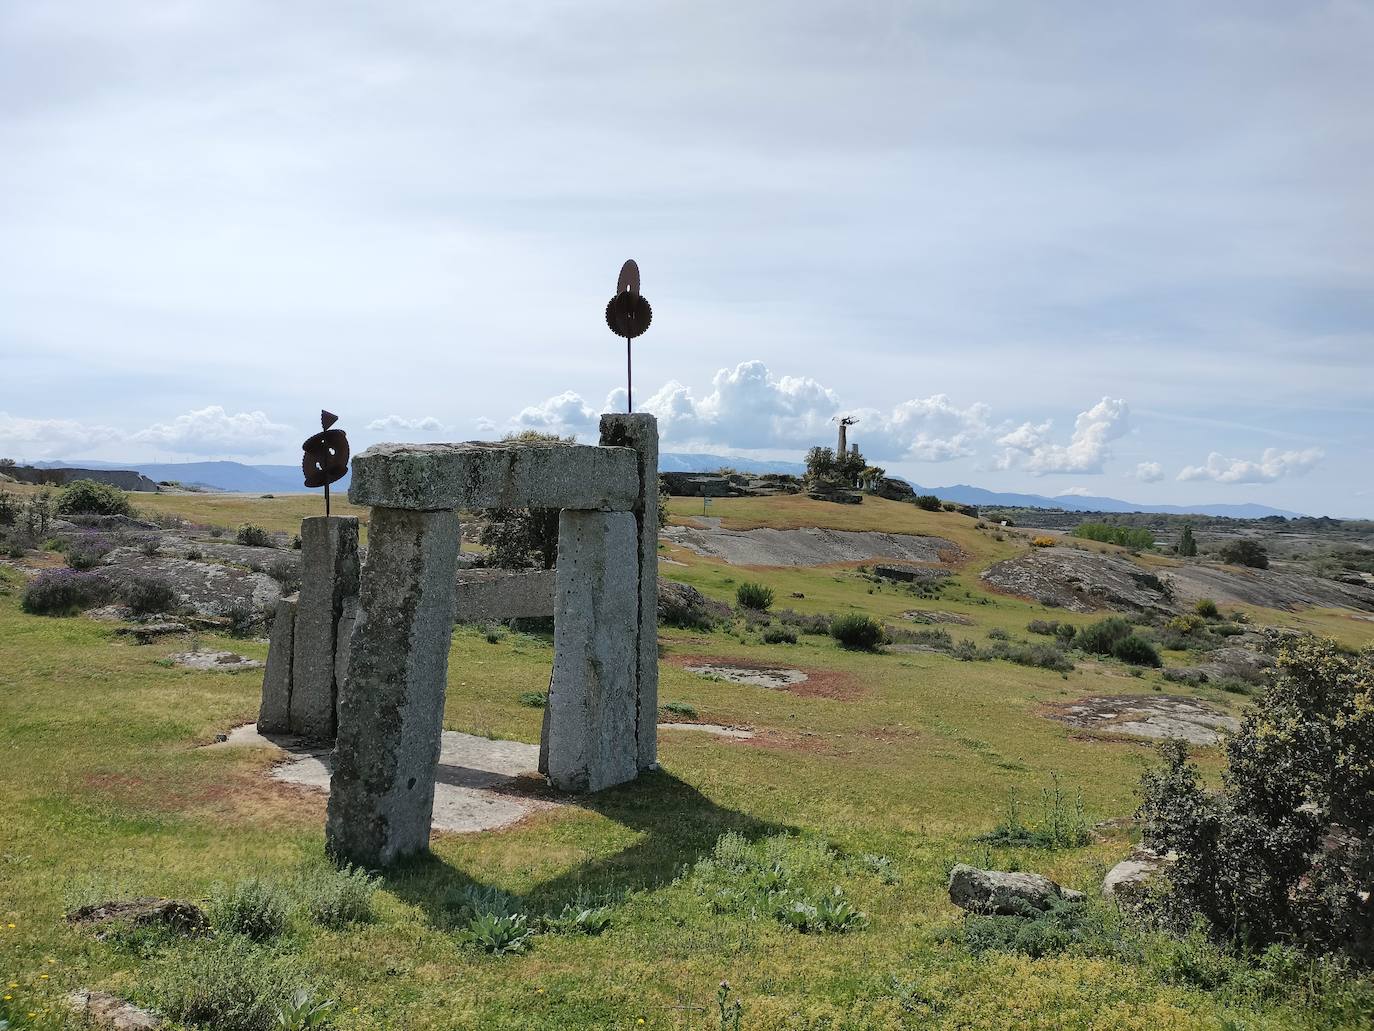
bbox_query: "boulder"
[1102,845,1175,903]
[947,864,1084,916]
[657,579,729,628]
[67,990,161,1030]
[66,897,208,935]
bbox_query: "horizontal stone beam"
[348,441,640,512]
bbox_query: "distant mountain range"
[27,456,1305,518]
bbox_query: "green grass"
[1,488,1371,1029]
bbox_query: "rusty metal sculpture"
[302,410,350,515]
[605,259,652,412]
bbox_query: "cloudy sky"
[1,2,1370,515]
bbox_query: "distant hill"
[28,455,1303,518]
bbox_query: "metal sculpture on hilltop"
[302,410,350,515]
[605,259,652,412]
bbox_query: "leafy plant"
[830,612,883,651]
[735,581,774,611]
[1077,616,1133,656]
[236,523,274,548]
[459,911,533,954]
[660,700,698,719]
[274,988,336,1030]
[150,936,301,1031]
[541,897,612,936]
[299,864,378,929]
[1112,634,1162,667]
[517,691,547,708]
[1194,598,1219,618]
[977,773,1090,849]
[716,980,743,1031]
[208,877,289,940]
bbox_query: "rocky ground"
[661,523,961,567]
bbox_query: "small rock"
[114,622,189,644]
[67,990,160,1030]
[67,897,208,935]
[948,864,1083,916]
[165,650,263,672]
[790,592,805,599]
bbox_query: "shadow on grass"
[382,769,792,926]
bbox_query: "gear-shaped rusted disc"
[605,291,652,339]
[302,418,350,489]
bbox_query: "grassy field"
[1,492,1370,1029]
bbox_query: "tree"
[1178,524,1197,557]
[1138,637,1373,960]
[804,447,837,485]
[1218,538,1268,569]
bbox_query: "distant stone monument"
[325,423,660,868]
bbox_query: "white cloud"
[0,412,119,460]
[366,415,444,434]
[512,391,602,439]
[1178,447,1323,484]
[997,397,1129,475]
[131,406,292,456]
[1057,486,1094,497]
[1135,461,1165,483]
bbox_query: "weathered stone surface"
[167,650,262,671]
[334,594,358,702]
[326,508,461,867]
[349,440,640,512]
[1103,845,1175,902]
[67,897,208,935]
[545,510,639,792]
[600,413,659,771]
[100,549,281,617]
[258,596,296,734]
[453,568,556,623]
[67,990,161,1030]
[290,516,359,741]
[948,864,1084,916]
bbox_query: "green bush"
[56,479,131,517]
[830,613,884,651]
[735,581,774,611]
[985,640,1075,673]
[1072,523,1155,550]
[208,877,288,940]
[1218,539,1269,569]
[661,700,698,719]
[298,864,378,929]
[1112,634,1162,667]
[148,936,302,1031]
[914,495,942,512]
[977,774,1090,849]
[1138,636,1374,961]
[120,574,178,615]
[235,523,274,548]
[1077,616,1133,656]
[761,626,798,644]
[64,531,115,570]
[517,691,547,708]
[1194,598,1219,619]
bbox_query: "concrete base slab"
[211,724,557,833]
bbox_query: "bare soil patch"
[672,655,865,700]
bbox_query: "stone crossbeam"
[349,441,639,512]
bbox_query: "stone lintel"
[348,441,639,512]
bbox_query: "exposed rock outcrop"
[948,864,1084,916]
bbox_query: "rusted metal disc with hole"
[605,292,652,339]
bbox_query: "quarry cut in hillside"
[661,523,961,567]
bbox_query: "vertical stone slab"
[546,510,639,792]
[326,507,461,868]
[290,516,359,741]
[333,595,358,712]
[257,595,297,734]
[599,413,660,771]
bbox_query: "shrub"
[977,774,1090,849]
[235,523,274,548]
[777,609,832,635]
[735,581,774,611]
[1030,536,1056,548]
[1164,614,1205,636]
[1111,634,1162,667]
[985,640,1075,673]
[1027,619,1059,636]
[208,877,288,940]
[20,568,114,615]
[658,581,726,630]
[830,613,884,651]
[298,865,378,929]
[149,936,302,1031]
[914,494,942,512]
[1138,637,1374,961]
[1072,522,1156,550]
[885,626,952,651]
[956,896,1104,959]
[1077,616,1133,656]
[1218,539,1269,569]
[56,479,131,517]
[761,626,798,644]
[517,691,547,708]
[119,574,177,615]
[661,700,698,719]
[1194,598,1219,619]
[987,627,1010,641]
[65,531,115,570]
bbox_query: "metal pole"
[324,481,331,517]
[626,337,633,412]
